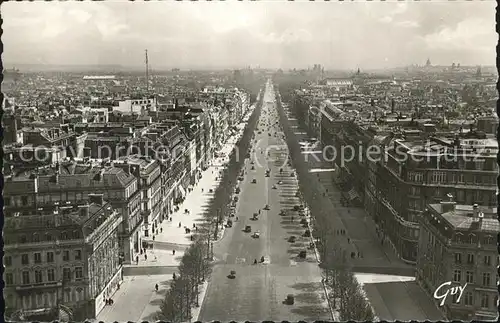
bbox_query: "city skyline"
[3,1,496,70]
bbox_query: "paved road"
[198,81,331,321]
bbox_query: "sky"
[2,1,497,70]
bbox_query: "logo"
[433,281,467,307]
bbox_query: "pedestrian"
[190,235,194,241]
[173,249,176,255]
[170,217,172,222]
[145,254,147,261]
[193,223,196,228]
[155,284,159,292]
[202,188,204,192]
[179,222,182,228]
[347,238,350,243]
[160,227,163,233]
[153,235,155,241]
[136,255,139,265]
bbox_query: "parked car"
[288,236,296,243]
[303,229,311,237]
[298,250,307,259]
[252,178,257,183]
[252,231,260,238]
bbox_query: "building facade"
[417,199,498,320]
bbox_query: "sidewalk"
[281,104,409,271]
[96,275,172,322]
[148,144,237,247]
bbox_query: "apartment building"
[3,161,141,264]
[115,157,162,240]
[3,196,122,321]
[417,199,498,320]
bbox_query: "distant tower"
[476,66,482,78]
[357,68,361,75]
[391,98,395,114]
[426,58,431,67]
[145,49,149,92]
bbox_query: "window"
[457,190,465,202]
[21,196,28,206]
[75,267,83,280]
[5,197,11,206]
[21,254,29,265]
[63,250,70,261]
[35,270,42,283]
[63,268,71,282]
[5,256,12,267]
[74,250,82,261]
[466,271,474,283]
[454,253,462,264]
[22,271,30,285]
[481,294,489,308]
[60,232,68,240]
[34,253,42,264]
[452,292,460,304]
[47,252,54,263]
[464,292,473,306]
[453,269,461,282]
[432,171,446,184]
[482,273,491,286]
[484,255,491,266]
[458,173,465,183]
[33,233,40,243]
[45,233,52,241]
[47,269,55,282]
[5,273,13,285]
[467,254,474,265]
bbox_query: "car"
[272,185,277,189]
[290,172,295,177]
[244,225,252,232]
[252,178,257,183]
[278,180,283,185]
[250,161,255,165]
[285,294,295,305]
[238,176,244,181]
[263,204,270,210]
[298,250,307,259]
[288,236,296,243]
[235,187,241,194]
[251,165,255,170]
[252,231,260,238]
[228,270,236,279]
[303,229,311,237]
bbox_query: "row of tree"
[156,89,264,322]
[157,239,212,322]
[275,83,375,321]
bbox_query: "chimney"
[440,193,456,213]
[472,203,479,218]
[88,193,104,205]
[78,204,90,218]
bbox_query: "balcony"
[15,281,62,291]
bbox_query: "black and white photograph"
[1,1,498,322]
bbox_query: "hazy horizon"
[3,1,496,70]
